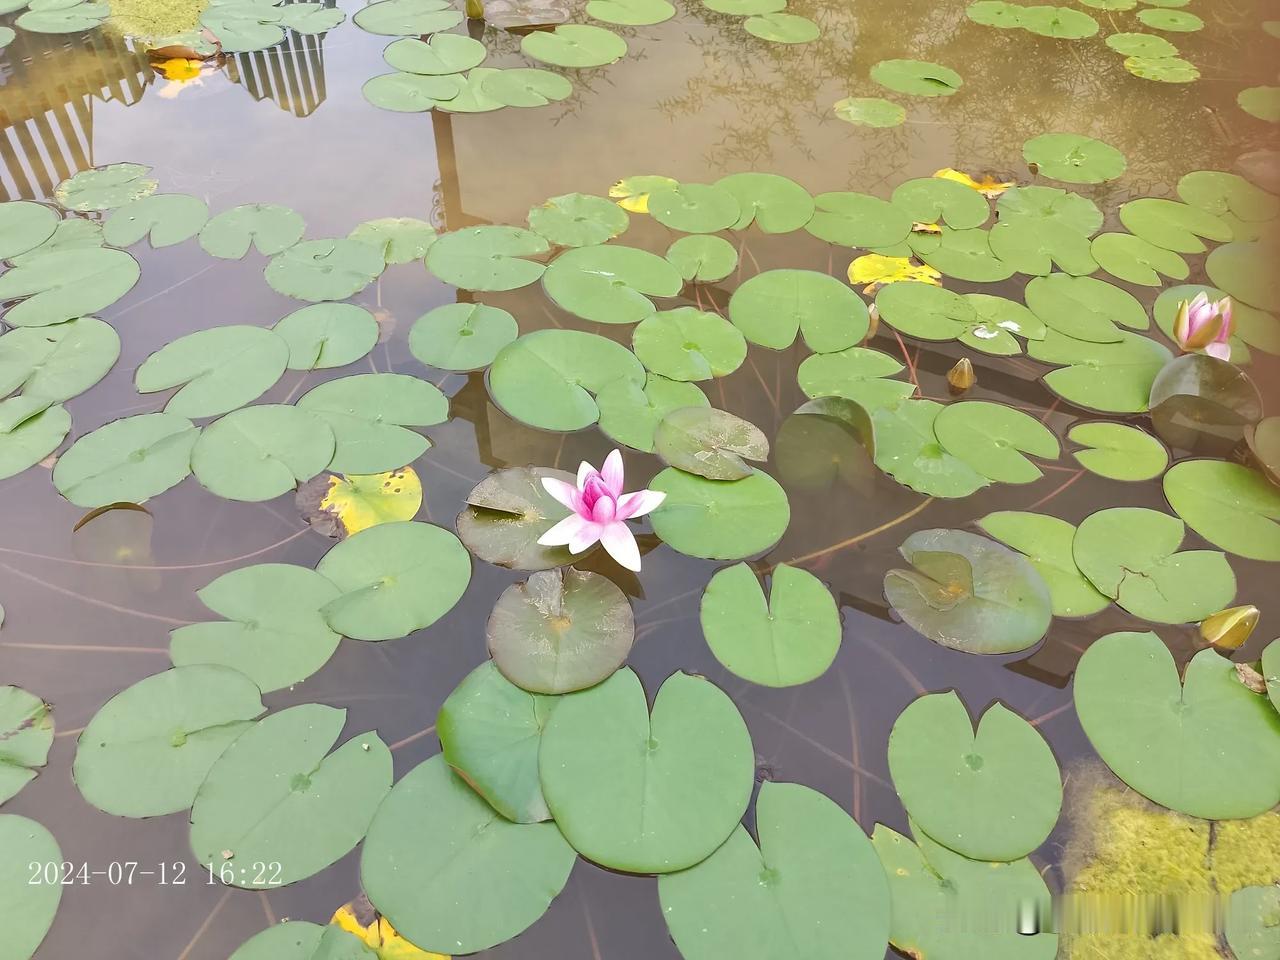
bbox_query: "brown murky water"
[1,1,1278,957]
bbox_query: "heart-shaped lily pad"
[0,816,62,960]
[1023,132,1126,183]
[1206,241,1280,311]
[0,687,52,804]
[649,466,790,559]
[135,325,290,418]
[654,406,768,480]
[542,244,682,324]
[891,177,990,229]
[455,466,583,569]
[1029,331,1171,413]
[1067,421,1168,480]
[597,375,709,452]
[633,307,747,381]
[716,172,815,233]
[0,200,59,260]
[1024,273,1146,342]
[191,405,335,502]
[728,269,869,352]
[53,412,200,508]
[871,400,990,497]
[0,401,69,480]
[647,183,742,234]
[1163,459,1280,561]
[528,193,628,248]
[933,400,1061,484]
[797,346,914,410]
[520,23,627,67]
[1091,232,1190,286]
[834,96,906,128]
[383,33,486,74]
[227,922,375,960]
[908,227,1015,282]
[353,0,462,34]
[586,0,674,25]
[806,192,913,247]
[103,193,210,248]
[273,303,379,370]
[0,247,140,327]
[426,225,549,292]
[409,302,518,372]
[1118,198,1232,253]
[977,511,1110,618]
[0,316,119,402]
[199,203,305,259]
[871,59,962,97]
[665,234,738,282]
[264,239,385,301]
[53,162,156,211]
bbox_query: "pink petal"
[601,449,625,497]
[616,489,666,520]
[1204,342,1232,361]
[537,513,591,547]
[576,461,595,488]
[600,521,641,571]
[568,520,604,555]
[541,477,584,514]
[591,495,617,524]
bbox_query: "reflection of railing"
[223,0,334,118]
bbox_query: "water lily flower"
[1173,292,1234,361]
[537,450,665,572]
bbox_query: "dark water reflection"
[1,0,1278,956]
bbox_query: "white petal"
[576,460,595,487]
[568,520,604,555]
[541,477,581,511]
[601,449,625,496]
[600,521,642,572]
[616,489,666,520]
[1204,342,1232,361]
[537,514,590,547]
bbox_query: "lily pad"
[1024,273,1146,342]
[874,281,975,341]
[297,468,422,538]
[892,177,990,229]
[9,218,102,264]
[228,923,376,960]
[647,183,741,233]
[353,0,462,34]
[884,527,1052,653]
[361,755,576,954]
[1023,132,1127,183]
[265,238,385,301]
[487,567,634,694]
[316,520,470,641]
[728,268,868,352]
[633,307,746,381]
[933,400,1061,483]
[73,665,264,817]
[102,193,209,249]
[190,704,392,887]
[796,346,914,409]
[169,565,342,692]
[520,24,627,68]
[278,2,345,30]
[1117,198,1231,254]
[1074,630,1280,818]
[988,219,1098,276]
[1226,886,1280,960]
[887,691,1062,861]
[1178,170,1279,222]
[744,11,819,42]
[1091,232,1189,285]
[425,225,549,292]
[199,204,306,259]
[997,184,1103,235]
[1106,31,1177,55]
[348,217,438,263]
[962,293,1046,352]
[700,562,840,687]
[1206,240,1280,311]
[966,0,1026,25]
[1073,507,1236,623]
[870,59,962,97]
[1137,7,1202,30]
[53,162,156,211]
[1264,639,1280,713]
[53,413,199,507]
[0,687,52,804]
[1067,421,1168,480]
[833,96,906,128]
[0,247,140,327]
[655,406,769,480]
[383,33,487,73]
[908,227,1014,282]
[1029,331,1171,413]
[191,405,335,502]
[586,0,674,24]
[409,302,517,371]
[807,191,914,248]
[362,72,458,112]
[135,325,289,418]
[657,781,890,960]
[437,661,555,823]
[0,402,69,479]
[0,201,58,260]
[540,668,753,873]
[200,1,291,53]
[273,303,379,370]
[977,511,1110,617]
[1163,459,1280,561]
[597,375,709,452]
[665,234,738,282]
[455,466,581,569]
[542,244,682,323]
[0,316,120,402]
[1019,4,1098,37]
[0,816,62,960]
[528,193,628,247]
[649,466,790,560]
[433,69,505,113]
[872,400,990,497]
[1125,55,1199,83]
[715,172,814,233]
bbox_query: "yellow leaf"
[932,167,1015,199]
[331,900,450,960]
[319,468,422,537]
[847,254,941,295]
[911,221,942,235]
[608,175,678,214]
[156,58,202,82]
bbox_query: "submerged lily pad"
[528,193,628,247]
[633,307,747,381]
[658,781,890,960]
[265,239,385,301]
[700,562,840,687]
[870,59,962,97]
[597,375,709,452]
[1074,630,1280,819]
[977,511,1110,617]
[0,687,52,804]
[455,466,581,569]
[1163,459,1280,561]
[871,400,990,497]
[273,303,379,370]
[888,691,1062,861]
[542,244,682,324]
[135,325,289,418]
[728,269,868,352]
[833,97,906,128]
[884,528,1053,653]
[932,400,1060,483]
[654,406,768,479]
[540,668,754,873]
[426,225,548,292]
[1067,421,1168,480]
[0,816,62,960]
[53,162,156,211]
[0,316,120,402]
[103,193,209,248]
[650,467,789,559]
[716,172,815,233]
[0,247,140,327]
[520,23,627,67]
[73,665,264,817]
[487,567,634,694]
[191,405,335,502]
[774,397,876,492]
[1023,132,1127,183]
[409,302,518,371]
[53,413,200,508]
[199,204,306,259]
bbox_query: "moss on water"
[106,0,207,42]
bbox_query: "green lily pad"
[1067,421,1168,480]
[199,203,306,259]
[834,96,906,128]
[542,244,682,323]
[728,268,868,352]
[0,816,62,960]
[521,23,627,67]
[633,307,746,381]
[72,665,264,817]
[191,405,335,502]
[888,691,1062,861]
[170,564,341,693]
[9,218,103,265]
[796,346,914,409]
[433,68,505,113]
[540,668,753,873]
[892,177,990,229]
[597,375,709,452]
[316,520,471,641]
[1226,886,1280,960]
[1030,331,1171,413]
[297,373,448,474]
[488,329,645,431]
[908,227,1015,282]
[1137,7,1202,30]
[0,316,119,401]
[0,201,58,260]
[348,217,438,264]
[277,2,345,30]
[1264,640,1280,713]
[528,193,629,247]
[1019,4,1098,37]
[744,11,819,41]
[587,0,674,24]
[1024,273,1145,342]
[1125,55,1200,82]
[361,755,576,953]
[655,406,769,480]
[1206,240,1280,311]
[999,184,1104,237]
[383,33,487,73]
[353,0,462,34]
[425,225,549,292]
[53,162,156,211]
[885,527,1052,653]
[53,413,200,508]
[102,193,209,248]
[665,234,738,282]
[933,400,1061,483]
[700,562,840,687]
[1178,170,1279,222]
[487,567,634,694]
[1091,231,1190,285]
[438,661,555,823]
[702,0,781,11]
[455,466,582,570]
[135,325,290,418]
[200,1,290,53]
[228,922,376,960]
[0,247,140,327]
[1117,198,1231,254]
[1163,459,1280,561]
[1073,507,1236,623]
[966,0,1026,26]
[0,687,52,804]
[409,302,518,371]
[657,781,890,960]
[988,219,1098,276]
[362,72,457,112]
[273,303,378,370]
[872,399,990,497]
[1074,630,1280,818]
[715,172,814,233]
[807,191,914,248]
[647,183,741,233]
[874,281,975,340]
[265,238,385,301]
[1023,132,1126,183]
[977,511,1110,617]
[870,59,962,97]
[649,466,790,560]
[1106,31,1178,56]
[190,704,391,887]
[962,293,1047,353]
[0,402,69,480]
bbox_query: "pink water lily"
[537,450,665,572]
[1173,292,1234,361]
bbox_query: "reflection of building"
[223,6,332,119]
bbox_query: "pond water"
[1,0,1279,958]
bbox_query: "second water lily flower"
[537,450,665,572]
[1173,292,1234,361]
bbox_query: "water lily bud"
[866,303,880,341]
[465,0,485,18]
[1199,604,1259,650]
[947,357,976,394]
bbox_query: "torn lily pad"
[0,687,53,804]
[654,406,769,480]
[297,468,422,538]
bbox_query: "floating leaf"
[0,687,52,804]
[1019,4,1098,37]
[482,67,572,107]
[1091,231,1189,285]
[846,254,940,294]
[665,234,738,282]
[190,704,392,887]
[383,33,486,73]
[647,183,742,234]
[520,23,626,67]
[1117,198,1230,255]
[540,668,753,873]
[988,220,1098,276]
[633,307,746,381]
[1023,132,1126,183]
[908,227,1014,282]
[353,0,462,34]
[892,177,990,230]
[1206,240,1280,311]
[597,375,709,452]
[199,203,306,259]
[1264,640,1280,713]
[277,2,345,31]
[977,511,1110,617]
[487,567,634,694]
[797,346,914,409]
[872,399,990,497]
[933,399,1060,483]
[1106,31,1178,55]
[433,69,505,114]
[808,192,914,249]
[966,0,1026,27]
[1074,630,1280,819]
[191,405,335,502]
[728,268,868,352]
[586,0,674,24]
[0,247,140,327]
[997,183,1104,236]
[963,293,1046,353]
[362,755,575,954]
[438,661,555,823]
[1024,273,1145,342]
[654,406,769,480]
[1163,459,1280,561]
[874,281,976,341]
[833,96,906,128]
[1137,7,1202,30]
[744,11,819,42]
[0,200,58,260]
[273,303,379,370]
[1029,331,1171,413]
[426,226,549,292]
[228,922,378,960]
[0,816,62,960]
[361,72,459,112]
[53,162,156,211]
[888,691,1061,861]
[53,413,199,508]
[73,665,264,817]
[102,193,209,248]
[316,520,471,641]
[455,466,582,570]
[409,302,517,371]
[528,193,628,247]
[1226,886,1280,960]
[348,217,438,264]
[658,782,890,960]
[135,325,289,418]
[542,244,682,323]
[1248,416,1280,484]
[609,174,678,213]
[0,316,119,402]
[700,562,840,687]
[1067,421,1167,480]
[870,59,962,97]
[170,564,342,693]
[649,467,790,560]
[265,238,385,302]
[885,527,1052,653]
[1178,170,1280,222]
[715,172,814,233]
[1125,55,1199,83]
[298,468,422,539]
